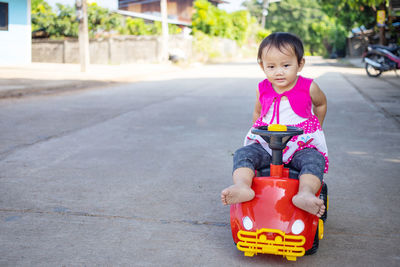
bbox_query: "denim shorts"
[233,143,325,181]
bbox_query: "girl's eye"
[267,66,274,69]
[284,64,290,68]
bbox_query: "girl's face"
[259,45,305,92]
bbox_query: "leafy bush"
[31,0,182,39]
[32,0,77,38]
[122,17,152,35]
[152,22,182,35]
[87,4,125,37]
[192,31,221,61]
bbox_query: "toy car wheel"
[319,183,328,222]
[305,224,319,255]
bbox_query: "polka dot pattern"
[248,115,329,173]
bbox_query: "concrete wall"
[32,35,193,64]
[0,0,31,65]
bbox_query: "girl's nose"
[276,67,284,74]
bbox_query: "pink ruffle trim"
[253,115,322,134]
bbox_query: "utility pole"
[261,0,281,29]
[76,0,90,72]
[377,3,386,45]
[261,0,269,29]
[160,0,169,62]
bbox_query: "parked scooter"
[362,44,400,77]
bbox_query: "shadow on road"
[0,78,122,99]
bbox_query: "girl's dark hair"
[257,32,304,64]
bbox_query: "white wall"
[0,0,31,65]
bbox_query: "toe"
[317,205,326,217]
[221,189,230,205]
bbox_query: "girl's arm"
[310,82,327,127]
[252,89,262,124]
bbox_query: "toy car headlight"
[291,219,305,235]
[242,216,254,230]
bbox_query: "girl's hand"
[310,82,327,126]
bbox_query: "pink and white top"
[244,76,329,173]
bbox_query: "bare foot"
[221,184,255,205]
[292,192,325,217]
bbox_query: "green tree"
[318,0,378,31]
[31,0,57,36]
[242,0,263,24]
[192,0,217,35]
[231,10,250,43]
[32,1,79,38]
[318,0,399,45]
[87,3,125,37]
[192,0,254,44]
[256,0,347,56]
[334,0,385,9]
[54,3,79,37]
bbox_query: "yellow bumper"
[237,228,306,261]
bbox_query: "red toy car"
[230,125,328,261]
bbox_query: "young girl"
[221,32,328,218]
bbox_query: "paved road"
[0,58,399,266]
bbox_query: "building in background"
[46,0,118,10]
[118,0,225,25]
[0,0,31,65]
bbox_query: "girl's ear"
[298,58,305,72]
[258,59,264,72]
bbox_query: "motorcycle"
[362,44,400,77]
